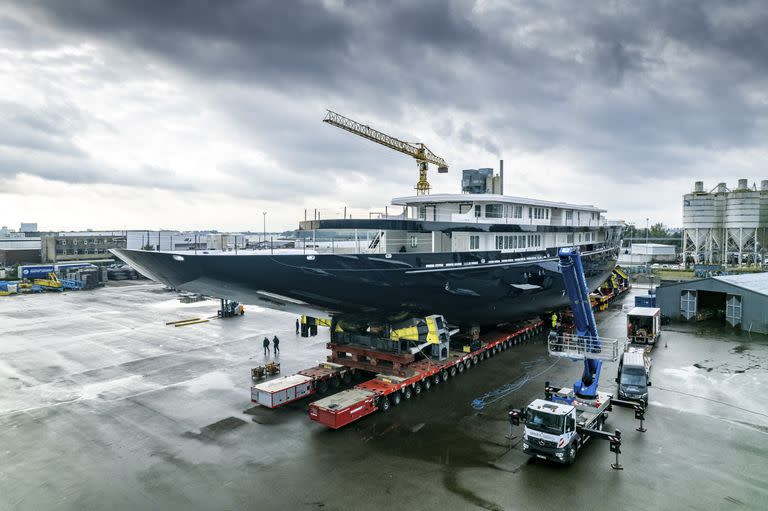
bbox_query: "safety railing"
[547,333,623,362]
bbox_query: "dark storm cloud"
[6,0,768,194]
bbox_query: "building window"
[485,204,503,218]
[469,235,480,250]
[410,235,418,248]
[474,205,482,218]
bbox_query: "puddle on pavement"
[183,416,247,441]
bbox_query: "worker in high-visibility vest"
[551,313,558,329]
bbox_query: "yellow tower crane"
[323,110,448,195]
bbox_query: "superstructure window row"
[495,234,542,250]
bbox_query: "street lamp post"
[262,212,267,250]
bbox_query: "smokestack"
[737,178,748,190]
[499,159,504,195]
[694,181,704,193]
[761,180,768,191]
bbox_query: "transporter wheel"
[329,377,340,389]
[457,362,464,373]
[449,366,457,377]
[317,380,329,394]
[568,445,577,465]
[378,396,390,412]
[464,360,471,370]
[423,379,431,391]
[413,382,422,395]
[433,375,441,386]
[403,387,412,400]
[472,356,479,365]
[441,370,449,382]
[390,392,401,406]
[342,372,352,385]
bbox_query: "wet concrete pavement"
[0,283,766,510]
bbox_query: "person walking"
[295,318,300,335]
[263,336,270,356]
[273,335,280,355]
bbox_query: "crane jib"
[323,109,449,195]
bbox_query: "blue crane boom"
[557,247,602,399]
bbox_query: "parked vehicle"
[616,348,651,407]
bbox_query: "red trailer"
[251,362,361,408]
[309,320,545,429]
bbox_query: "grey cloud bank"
[1,0,767,230]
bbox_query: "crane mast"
[323,110,448,195]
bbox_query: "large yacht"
[113,176,622,329]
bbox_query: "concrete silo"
[682,179,768,265]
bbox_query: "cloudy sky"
[2,0,767,232]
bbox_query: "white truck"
[512,385,618,465]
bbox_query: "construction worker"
[272,335,280,355]
[551,312,558,330]
[263,336,270,356]
[295,318,300,335]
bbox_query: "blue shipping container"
[635,295,656,307]
[19,266,55,279]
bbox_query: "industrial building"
[682,179,768,265]
[41,232,127,263]
[656,272,768,334]
[618,243,676,265]
[0,237,41,265]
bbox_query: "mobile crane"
[509,247,645,468]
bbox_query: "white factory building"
[618,243,677,265]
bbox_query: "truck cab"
[522,399,579,464]
[616,348,651,407]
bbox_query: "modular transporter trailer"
[251,362,366,408]
[309,321,545,429]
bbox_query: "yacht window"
[567,233,574,244]
[418,207,427,220]
[513,205,523,218]
[474,205,482,218]
[485,204,503,218]
[565,210,573,221]
[410,235,418,248]
[469,235,480,250]
[545,209,549,219]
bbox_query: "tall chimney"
[694,181,704,193]
[499,159,504,195]
[737,178,748,190]
[761,180,768,191]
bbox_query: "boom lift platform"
[510,248,646,468]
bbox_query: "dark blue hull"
[113,245,619,327]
